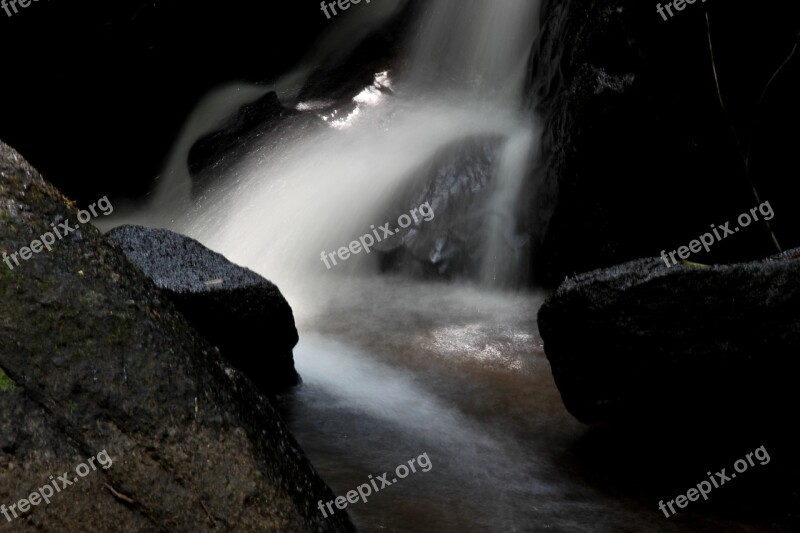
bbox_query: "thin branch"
[200,501,217,528]
[705,10,782,252]
[705,11,745,159]
[746,29,800,166]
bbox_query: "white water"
[407,0,539,99]
[480,125,538,286]
[105,3,785,531]
[296,332,512,458]
[106,0,410,231]
[115,2,554,531]
[113,0,540,293]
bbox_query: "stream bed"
[279,277,755,532]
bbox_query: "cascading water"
[479,125,538,287]
[107,2,662,532]
[407,0,538,98]
[115,0,540,292]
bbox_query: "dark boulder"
[538,248,800,426]
[530,0,800,286]
[0,141,354,532]
[106,224,301,394]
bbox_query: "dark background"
[0,0,329,204]
[531,0,800,284]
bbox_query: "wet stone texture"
[538,250,800,426]
[106,224,301,395]
[0,140,355,532]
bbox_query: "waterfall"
[479,125,538,286]
[407,0,539,99]
[114,0,541,297]
[107,6,547,529]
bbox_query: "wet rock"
[296,0,416,104]
[187,1,418,197]
[538,248,800,425]
[187,92,324,195]
[0,140,354,532]
[376,136,532,285]
[530,0,800,286]
[106,224,301,394]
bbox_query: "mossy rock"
[0,140,355,532]
[0,367,15,391]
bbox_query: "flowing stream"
[109,1,756,531]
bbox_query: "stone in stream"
[106,224,301,395]
[538,250,800,426]
[0,140,354,532]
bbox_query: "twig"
[104,483,136,505]
[200,501,217,527]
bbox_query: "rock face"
[530,0,800,286]
[538,249,800,425]
[0,141,354,532]
[106,225,301,394]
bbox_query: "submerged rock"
[106,225,301,394]
[538,249,800,425]
[0,140,354,532]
